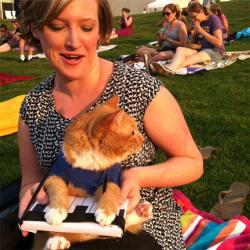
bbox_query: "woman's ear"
[30,24,40,40]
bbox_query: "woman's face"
[33,0,100,81]
[189,10,204,23]
[122,10,128,17]
[163,8,176,23]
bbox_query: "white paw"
[45,207,67,225]
[126,201,153,226]
[45,236,70,250]
[95,208,116,226]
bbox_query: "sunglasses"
[163,12,172,16]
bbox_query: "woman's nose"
[65,29,81,50]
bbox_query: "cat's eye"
[132,131,135,135]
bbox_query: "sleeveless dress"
[20,61,185,250]
[115,16,133,37]
[157,20,183,53]
[161,20,182,49]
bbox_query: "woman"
[136,4,187,74]
[14,0,35,62]
[0,0,202,249]
[0,24,11,45]
[19,38,35,62]
[152,2,224,76]
[0,20,21,53]
[109,8,133,40]
[210,3,229,40]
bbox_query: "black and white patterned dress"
[20,61,185,250]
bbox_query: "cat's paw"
[134,201,153,221]
[45,207,67,225]
[126,201,153,227]
[45,236,70,250]
[95,208,116,226]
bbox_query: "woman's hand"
[19,182,48,237]
[159,33,168,41]
[120,168,141,213]
[122,12,128,19]
[193,21,203,34]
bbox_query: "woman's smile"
[32,0,100,80]
[60,53,85,65]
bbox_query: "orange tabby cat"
[34,96,153,250]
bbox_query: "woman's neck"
[54,58,103,98]
[201,13,210,22]
[166,18,177,29]
[52,58,113,118]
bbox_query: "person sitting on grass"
[0,24,12,45]
[0,1,203,250]
[136,4,187,74]
[109,8,133,40]
[210,3,229,40]
[152,2,224,76]
[0,20,21,53]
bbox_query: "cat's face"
[63,96,144,170]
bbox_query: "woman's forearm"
[200,29,222,48]
[131,155,203,188]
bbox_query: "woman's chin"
[56,67,86,80]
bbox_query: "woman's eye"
[81,26,93,32]
[48,24,64,31]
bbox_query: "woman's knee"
[159,51,174,59]
[136,48,146,57]
[176,47,198,58]
[0,43,11,52]
[175,46,185,53]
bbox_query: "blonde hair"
[19,0,113,48]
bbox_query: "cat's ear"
[111,110,124,127]
[105,95,119,109]
[100,110,124,130]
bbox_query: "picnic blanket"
[130,50,250,76]
[174,189,250,250]
[0,73,34,87]
[0,95,25,136]
[175,50,250,75]
[97,44,117,53]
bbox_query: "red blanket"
[0,73,34,86]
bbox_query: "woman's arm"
[123,16,133,27]
[120,86,203,210]
[220,14,229,33]
[194,20,223,48]
[18,119,48,218]
[139,86,203,187]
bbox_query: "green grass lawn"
[0,0,249,217]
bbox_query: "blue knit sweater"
[49,150,121,195]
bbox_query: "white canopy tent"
[148,0,191,12]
